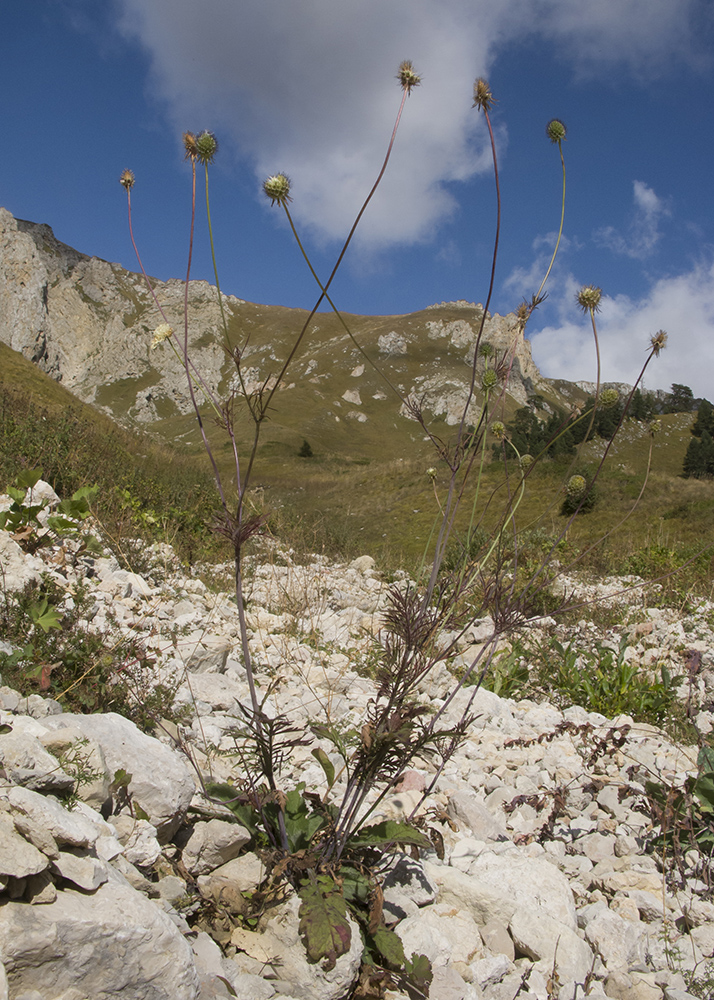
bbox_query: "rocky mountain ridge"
[0,480,713,999]
[0,207,555,440]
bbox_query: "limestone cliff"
[0,207,550,433]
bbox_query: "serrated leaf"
[350,820,430,849]
[298,875,351,970]
[371,926,405,969]
[312,747,335,787]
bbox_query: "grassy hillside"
[2,338,714,598]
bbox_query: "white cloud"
[115,0,710,248]
[595,180,670,259]
[528,260,714,397]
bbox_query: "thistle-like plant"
[118,63,670,986]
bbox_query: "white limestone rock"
[42,712,195,840]
[0,864,200,999]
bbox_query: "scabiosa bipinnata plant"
[119,169,135,190]
[472,77,495,112]
[546,118,567,143]
[263,173,292,207]
[397,59,421,94]
[577,285,602,313]
[194,130,218,165]
[650,330,668,356]
[600,388,620,408]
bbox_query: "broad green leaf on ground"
[298,875,352,970]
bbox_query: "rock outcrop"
[0,208,550,436]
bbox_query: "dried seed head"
[480,342,495,359]
[600,388,620,409]
[195,130,218,165]
[481,368,499,391]
[151,323,173,349]
[577,285,602,313]
[650,330,668,356]
[397,60,421,94]
[472,78,495,112]
[491,421,506,441]
[183,132,199,160]
[546,119,567,144]
[263,173,292,206]
[119,169,135,190]
[566,475,587,499]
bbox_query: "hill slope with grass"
[2,206,713,579]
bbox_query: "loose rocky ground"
[1,482,714,1000]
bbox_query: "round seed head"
[480,342,495,359]
[195,130,218,165]
[649,418,661,436]
[546,119,567,144]
[481,368,499,391]
[566,474,587,499]
[426,467,437,481]
[577,285,602,313]
[397,60,421,94]
[491,421,506,441]
[600,388,619,409]
[520,454,534,470]
[472,78,495,112]
[650,330,668,356]
[263,173,292,206]
[119,169,135,190]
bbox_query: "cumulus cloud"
[528,260,714,397]
[595,180,670,259]
[115,0,710,248]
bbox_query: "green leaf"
[15,469,43,490]
[312,747,335,787]
[29,600,62,633]
[371,926,406,969]
[698,747,714,772]
[350,820,430,849]
[298,875,352,970]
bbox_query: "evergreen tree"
[691,399,714,438]
[665,383,695,413]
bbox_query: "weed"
[118,64,673,990]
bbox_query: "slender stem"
[533,139,566,305]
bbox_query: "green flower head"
[263,173,292,206]
[397,60,421,94]
[546,119,567,144]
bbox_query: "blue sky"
[2,1,714,396]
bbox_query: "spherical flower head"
[151,323,174,349]
[263,173,292,206]
[649,418,661,436]
[566,475,587,499]
[119,169,135,190]
[491,421,506,441]
[546,119,567,144]
[520,454,534,470]
[397,60,421,94]
[650,330,668,356]
[472,78,495,113]
[479,342,495,359]
[481,368,499,391]
[600,388,619,409]
[195,130,218,165]
[577,285,602,313]
[426,467,437,481]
